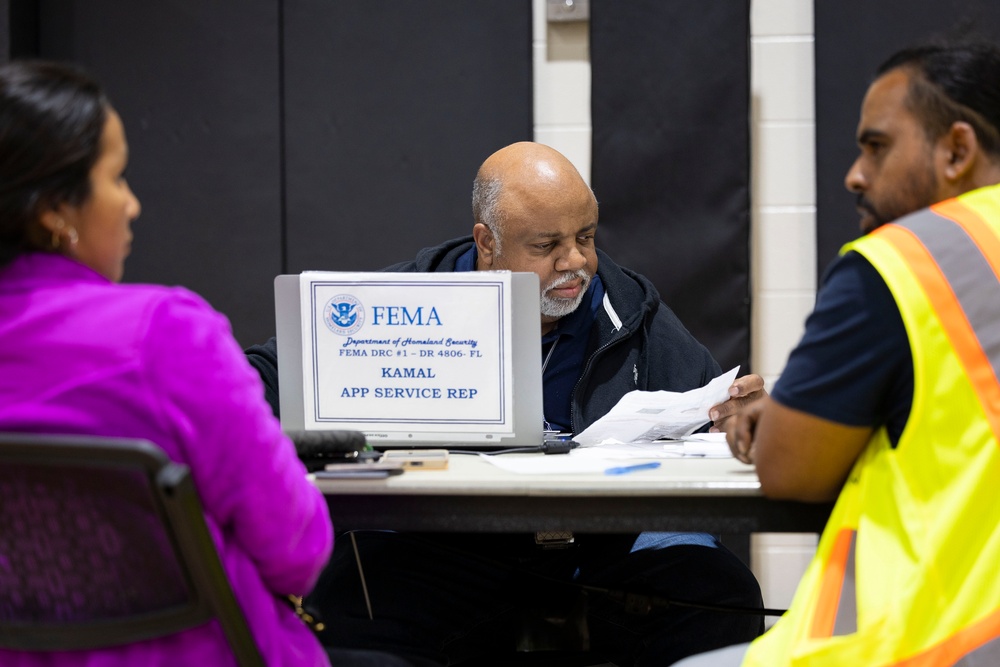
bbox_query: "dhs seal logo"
[323,295,364,335]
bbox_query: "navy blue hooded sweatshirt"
[246,236,721,434]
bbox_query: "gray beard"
[539,269,591,318]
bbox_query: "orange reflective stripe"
[890,605,1000,667]
[876,224,1000,440]
[932,199,1000,284]
[810,528,854,638]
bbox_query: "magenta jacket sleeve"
[140,289,333,596]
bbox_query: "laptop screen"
[274,271,544,449]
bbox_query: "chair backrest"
[0,432,265,667]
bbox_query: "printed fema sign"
[300,272,514,434]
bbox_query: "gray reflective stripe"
[832,531,857,636]
[895,210,1000,381]
[954,633,1000,666]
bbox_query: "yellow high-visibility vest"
[744,183,1000,666]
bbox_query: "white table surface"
[312,453,831,535]
[312,452,762,496]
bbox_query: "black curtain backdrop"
[36,0,284,348]
[0,1,10,60]
[815,0,1000,278]
[283,0,532,275]
[591,0,751,374]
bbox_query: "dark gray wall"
[1,1,9,61]
[282,1,533,273]
[38,0,284,348]
[591,0,750,374]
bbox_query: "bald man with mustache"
[246,141,767,666]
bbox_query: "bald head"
[472,142,597,255]
[478,141,588,187]
[471,142,600,333]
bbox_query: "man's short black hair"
[877,41,1000,158]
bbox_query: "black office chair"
[0,432,264,666]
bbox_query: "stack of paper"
[573,367,739,446]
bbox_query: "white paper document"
[480,453,613,475]
[573,367,740,446]
[571,433,732,459]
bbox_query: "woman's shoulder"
[113,280,215,311]
[91,281,234,351]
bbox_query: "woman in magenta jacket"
[0,61,409,667]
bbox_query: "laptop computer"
[274,271,544,450]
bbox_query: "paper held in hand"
[573,367,739,446]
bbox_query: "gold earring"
[50,218,65,250]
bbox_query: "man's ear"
[940,121,978,182]
[472,223,496,268]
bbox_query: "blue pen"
[604,461,662,475]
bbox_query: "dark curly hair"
[0,60,108,267]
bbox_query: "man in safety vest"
[680,40,1000,666]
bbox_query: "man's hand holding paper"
[707,373,768,434]
[575,367,751,446]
